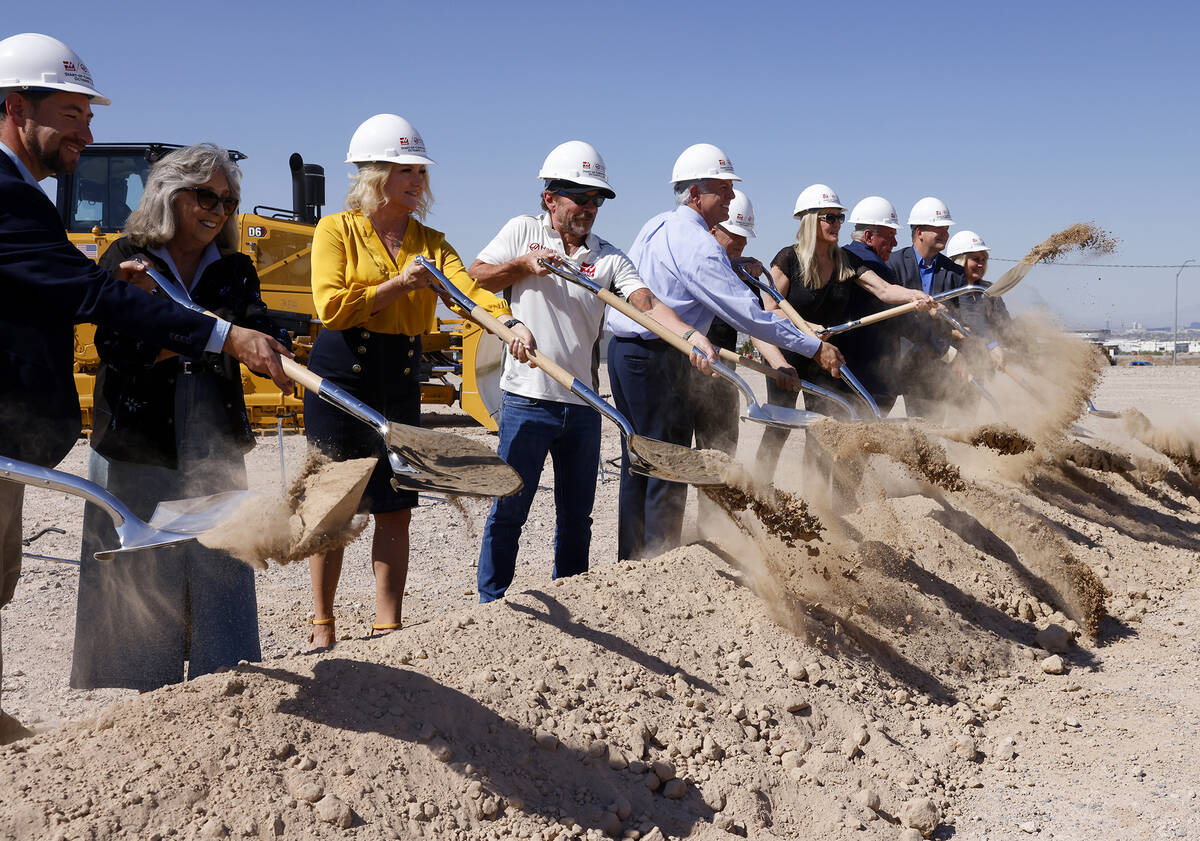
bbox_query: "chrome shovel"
[1,457,254,560]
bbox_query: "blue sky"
[12,0,1199,329]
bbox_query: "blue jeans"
[477,392,602,602]
[607,336,692,561]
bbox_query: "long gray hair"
[123,143,242,250]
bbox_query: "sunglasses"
[817,212,846,225]
[182,186,239,215]
[555,190,605,208]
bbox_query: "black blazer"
[888,246,990,333]
[90,238,291,469]
[0,153,214,465]
[887,246,991,364]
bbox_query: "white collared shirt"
[476,213,645,404]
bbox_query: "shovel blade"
[93,530,199,561]
[743,403,826,429]
[987,259,1035,297]
[628,435,730,486]
[147,490,261,534]
[386,423,523,497]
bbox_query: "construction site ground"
[2,363,1198,841]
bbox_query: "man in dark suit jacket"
[887,197,989,419]
[0,33,291,743]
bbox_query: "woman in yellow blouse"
[305,114,532,648]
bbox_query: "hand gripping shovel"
[415,257,730,485]
[0,457,251,560]
[819,256,1033,339]
[732,261,882,419]
[142,266,522,499]
[536,259,846,427]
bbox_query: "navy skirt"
[304,328,422,513]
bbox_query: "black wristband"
[504,318,522,329]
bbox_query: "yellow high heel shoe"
[307,616,336,649]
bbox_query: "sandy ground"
[2,359,1200,840]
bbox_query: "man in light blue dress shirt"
[605,143,845,560]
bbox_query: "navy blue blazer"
[0,153,215,465]
[888,246,990,334]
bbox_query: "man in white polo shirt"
[468,140,715,602]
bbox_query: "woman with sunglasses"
[71,143,289,690]
[303,115,528,649]
[755,184,931,479]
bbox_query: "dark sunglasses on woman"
[182,186,239,215]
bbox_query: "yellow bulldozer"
[57,143,504,433]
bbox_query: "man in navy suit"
[0,33,291,743]
[887,196,988,419]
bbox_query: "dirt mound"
[1,549,989,840]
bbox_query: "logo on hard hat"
[63,60,76,72]
[398,137,409,145]
[582,161,591,169]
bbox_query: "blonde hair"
[123,143,242,251]
[791,210,854,290]
[345,161,433,219]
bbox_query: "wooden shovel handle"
[597,284,805,385]
[279,356,323,394]
[594,286,697,357]
[834,299,923,331]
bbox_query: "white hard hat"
[669,143,741,184]
[719,189,756,238]
[346,114,436,166]
[538,140,615,198]
[792,184,845,218]
[0,33,109,106]
[908,196,956,227]
[945,230,989,258]
[848,195,900,230]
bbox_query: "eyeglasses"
[817,212,846,225]
[182,186,239,215]
[555,190,605,208]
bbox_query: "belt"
[612,334,664,346]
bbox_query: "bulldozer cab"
[55,143,203,235]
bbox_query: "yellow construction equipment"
[58,143,502,433]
